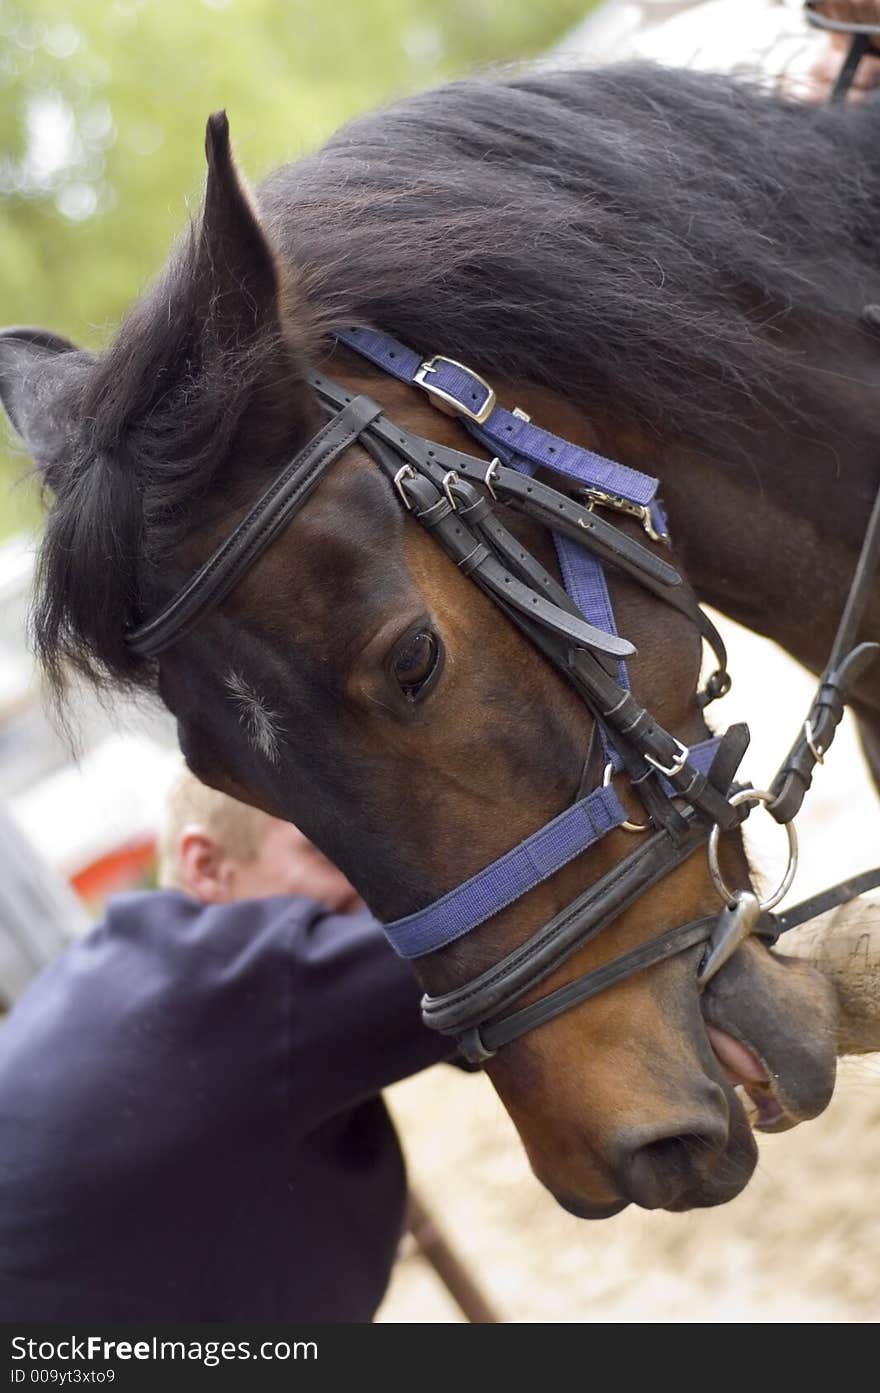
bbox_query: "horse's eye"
[391,628,443,701]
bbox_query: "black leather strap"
[563,650,748,830]
[769,475,880,822]
[400,471,634,659]
[127,395,384,657]
[393,455,742,828]
[769,645,878,822]
[771,865,880,935]
[452,861,880,1064]
[364,402,742,830]
[460,915,719,1062]
[310,373,682,592]
[421,816,710,1041]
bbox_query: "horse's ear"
[0,327,92,470]
[197,111,281,342]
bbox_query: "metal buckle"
[394,465,416,509]
[707,788,799,912]
[583,487,669,544]
[414,355,497,425]
[803,718,825,764]
[645,738,690,779]
[484,458,501,501]
[442,471,461,510]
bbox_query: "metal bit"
[698,889,762,987]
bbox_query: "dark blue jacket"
[0,892,453,1322]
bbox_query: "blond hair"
[157,768,274,890]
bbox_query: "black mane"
[31,62,880,694]
[266,62,880,449]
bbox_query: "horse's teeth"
[733,1083,759,1128]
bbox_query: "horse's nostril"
[619,1129,727,1211]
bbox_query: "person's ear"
[176,827,235,903]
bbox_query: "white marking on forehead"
[224,670,284,767]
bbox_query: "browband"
[127,395,383,657]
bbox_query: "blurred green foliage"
[0,0,593,537]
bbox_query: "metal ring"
[803,719,825,764]
[705,669,732,701]
[602,763,650,834]
[707,788,798,912]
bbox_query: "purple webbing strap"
[385,783,628,958]
[384,737,721,958]
[557,533,628,767]
[334,326,660,509]
[502,448,629,765]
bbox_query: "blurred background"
[1,0,878,1324]
[0,0,592,929]
[0,0,589,538]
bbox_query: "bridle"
[127,327,880,1064]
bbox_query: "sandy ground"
[378,616,880,1323]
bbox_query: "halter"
[127,327,880,1064]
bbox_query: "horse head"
[0,88,840,1216]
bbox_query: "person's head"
[158,768,362,911]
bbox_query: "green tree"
[0,0,591,537]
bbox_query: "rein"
[127,328,880,1064]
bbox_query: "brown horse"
[3,63,876,1216]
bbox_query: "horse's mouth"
[700,941,837,1134]
[706,1023,794,1132]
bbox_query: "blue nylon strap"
[493,447,628,696]
[335,326,660,509]
[506,442,629,765]
[466,417,656,508]
[385,783,628,958]
[384,737,721,959]
[556,533,629,767]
